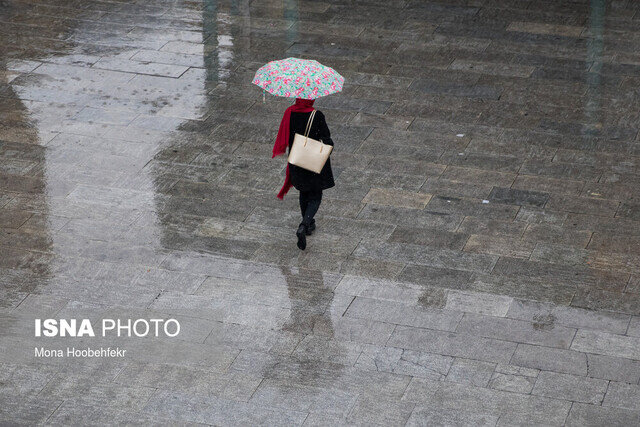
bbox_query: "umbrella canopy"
[252,57,344,100]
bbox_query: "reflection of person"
[279,266,333,337]
[276,266,344,392]
[272,98,335,250]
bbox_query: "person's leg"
[299,190,309,218]
[296,190,322,250]
[302,190,322,228]
[297,190,309,250]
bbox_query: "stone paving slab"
[2,0,640,424]
[532,371,609,405]
[402,377,572,425]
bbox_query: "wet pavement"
[2,0,640,425]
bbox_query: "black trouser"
[299,190,322,227]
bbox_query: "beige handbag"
[288,110,333,174]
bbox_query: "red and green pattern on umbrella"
[252,57,344,100]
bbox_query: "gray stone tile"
[402,378,571,425]
[388,226,468,250]
[521,159,603,182]
[250,244,348,272]
[463,234,535,258]
[587,354,640,384]
[421,178,494,199]
[512,174,584,196]
[333,275,422,304]
[388,325,517,364]
[130,50,206,68]
[350,112,414,130]
[507,299,631,334]
[317,96,391,114]
[409,79,503,99]
[571,330,640,361]
[425,195,520,221]
[250,379,357,416]
[313,316,395,346]
[546,194,620,216]
[566,402,640,427]
[354,241,498,273]
[618,201,640,221]
[532,371,608,404]
[444,290,513,317]
[339,256,405,280]
[587,250,640,275]
[511,344,587,376]
[231,350,411,399]
[407,406,499,427]
[522,223,592,247]
[362,188,432,209]
[488,372,536,394]
[357,204,464,231]
[515,206,568,225]
[358,139,443,162]
[589,234,640,255]
[392,349,453,380]
[398,264,476,291]
[0,289,28,313]
[529,242,590,266]
[291,335,367,366]
[571,289,640,316]
[0,363,56,397]
[628,316,640,337]
[208,319,302,352]
[488,186,549,207]
[628,278,640,294]
[507,21,584,37]
[450,59,535,78]
[309,215,396,240]
[41,382,156,412]
[302,412,351,427]
[456,313,577,349]
[494,363,539,377]
[345,296,463,331]
[445,358,496,387]
[337,168,427,191]
[0,395,62,425]
[144,390,308,426]
[348,394,415,426]
[11,293,69,317]
[440,166,516,187]
[115,362,262,401]
[603,382,640,411]
[457,217,527,237]
[441,152,523,173]
[366,157,445,178]
[492,257,629,291]
[355,346,452,380]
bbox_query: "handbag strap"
[304,110,316,138]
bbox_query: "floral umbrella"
[252,57,344,100]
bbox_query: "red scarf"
[273,98,315,199]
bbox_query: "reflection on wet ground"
[2,0,640,424]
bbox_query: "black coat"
[287,110,335,192]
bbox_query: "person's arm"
[315,111,334,146]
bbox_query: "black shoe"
[296,224,307,250]
[306,220,315,236]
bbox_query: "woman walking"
[252,57,343,249]
[272,98,334,250]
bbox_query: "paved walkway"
[2,0,640,425]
